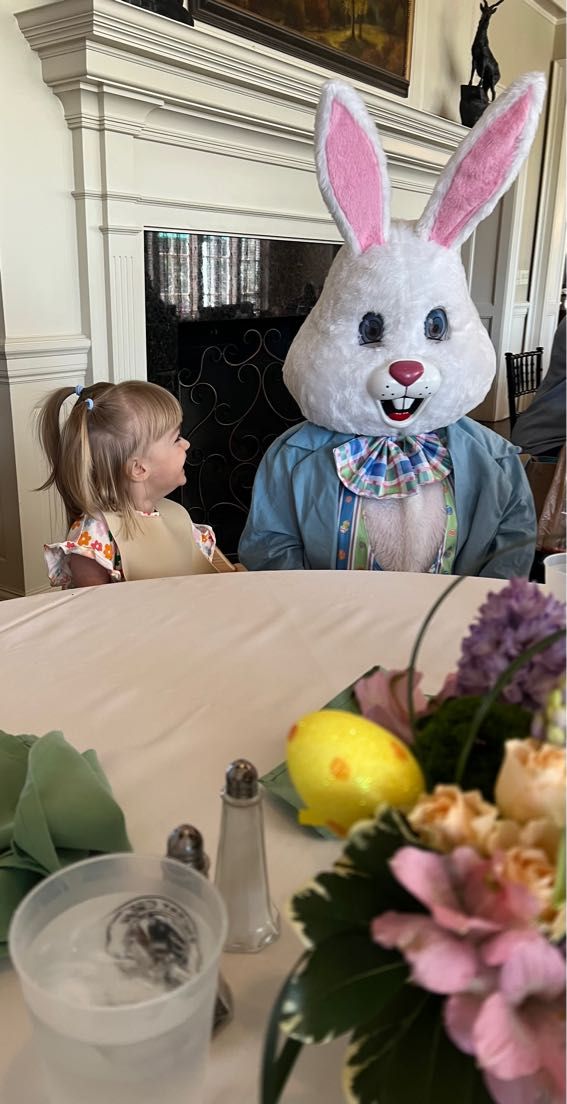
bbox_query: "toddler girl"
[39,381,231,587]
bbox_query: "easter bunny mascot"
[239,74,545,578]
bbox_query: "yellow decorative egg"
[286,709,425,836]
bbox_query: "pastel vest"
[103,498,216,582]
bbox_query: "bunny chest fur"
[361,481,447,572]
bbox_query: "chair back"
[504,346,544,428]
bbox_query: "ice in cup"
[9,853,227,1104]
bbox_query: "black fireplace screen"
[145,231,339,560]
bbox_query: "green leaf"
[341,810,423,878]
[344,990,493,1104]
[289,813,426,946]
[262,957,306,1104]
[323,684,363,714]
[280,932,407,1043]
[290,870,384,945]
[413,697,531,798]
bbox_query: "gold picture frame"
[193,0,414,96]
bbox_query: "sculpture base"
[122,0,194,25]
[460,84,489,128]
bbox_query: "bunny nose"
[389,360,424,387]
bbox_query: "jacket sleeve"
[238,438,306,570]
[477,454,537,579]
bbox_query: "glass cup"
[543,552,567,602]
[9,853,227,1104]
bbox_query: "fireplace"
[9,0,469,595]
[145,231,338,558]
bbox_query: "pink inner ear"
[429,90,532,248]
[326,100,385,252]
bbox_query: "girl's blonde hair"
[37,381,183,533]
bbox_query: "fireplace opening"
[145,231,339,560]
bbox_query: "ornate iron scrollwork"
[145,231,338,560]
[176,318,303,560]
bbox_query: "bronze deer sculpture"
[469,0,505,102]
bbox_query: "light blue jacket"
[238,417,536,578]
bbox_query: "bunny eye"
[359,312,384,345]
[425,308,448,341]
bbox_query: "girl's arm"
[69,554,111,588]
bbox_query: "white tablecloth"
[0,570,507,1104]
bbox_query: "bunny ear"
[315,81,390,254]
[416,72,546,251]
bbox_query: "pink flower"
[354,669,428,744]
[371,847,565,1104]
[445,936,565,1104]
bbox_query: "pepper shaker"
[214,759,280,953]
[167,824,233,1033]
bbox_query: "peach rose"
[408,785,498,853]
[493,845,557,924]
[495,739,566,827]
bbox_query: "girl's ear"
[127,457,149,483]
[416,72,546,251]
[315,80,390,255]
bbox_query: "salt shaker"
[166,824,233,1033]
[214,759,280,953]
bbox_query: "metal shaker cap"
[167,824,210,875]
[225,759,258,799]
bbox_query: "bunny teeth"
[380,397,425,424]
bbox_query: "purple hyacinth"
[455,578,566,712]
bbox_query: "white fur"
[284,74,545,439]
[315,80,390,253]
[284,224,496,434]
[417,72,547,250]
[363,482,447,571]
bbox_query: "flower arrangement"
[262,578,566,1104]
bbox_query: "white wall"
[0,0,87,596]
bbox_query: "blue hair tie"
[75,384,84,396]
[85,398,94,411]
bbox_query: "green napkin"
[0,730,131,954]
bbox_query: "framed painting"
[193,0,414,96]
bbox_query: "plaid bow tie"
[333,433,452,499]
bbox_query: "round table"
[0,569,506,1103]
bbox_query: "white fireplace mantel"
[16,0,466,385]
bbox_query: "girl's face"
[143,425,190,499]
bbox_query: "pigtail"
[36,386,98,525]
[36,387,74,490]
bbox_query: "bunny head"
[283,74,546,436]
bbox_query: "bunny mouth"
[380,397,425,424]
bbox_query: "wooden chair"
[504,346,543,429]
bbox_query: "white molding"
[521,0,566,25]
[490,166,530,420]
[525,58,566,358]
[16,0,463,383]
[16,0,465,156]
[0,335,91,358]
[0,582,50,600]
[0,335,90,384]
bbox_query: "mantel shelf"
[16,0,465,163]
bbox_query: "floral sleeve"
[44,515,123,589]
[192,522,216,562]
